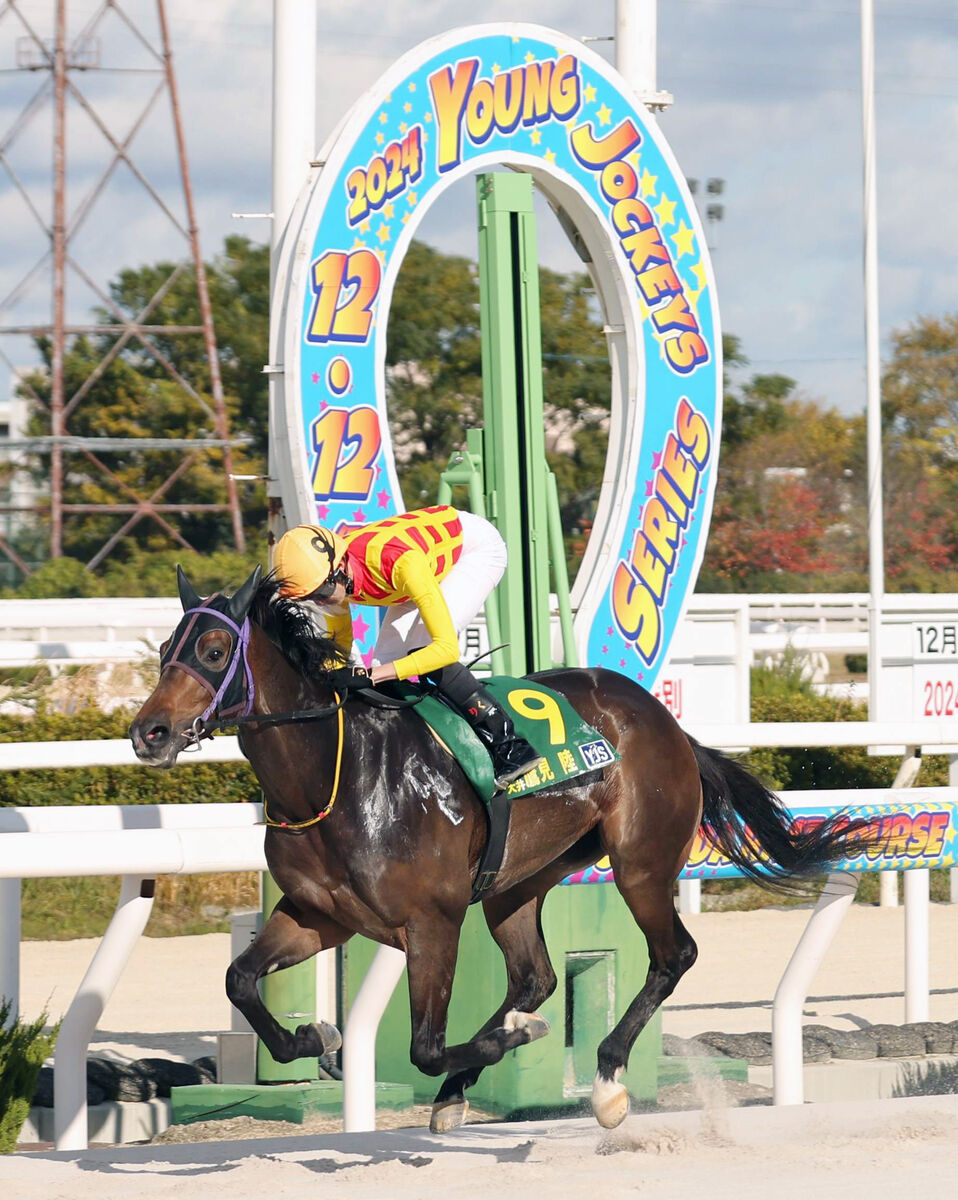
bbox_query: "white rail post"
[677,879,701,915]
[772,871,859,1106]
[0,878,20,1026]
[54,875,156,1151]
[903,868,930,1022]
[880,746,921,907]
[342,944,406,1132]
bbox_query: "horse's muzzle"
[129,714,185,768]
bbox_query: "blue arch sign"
[273,23,721,682]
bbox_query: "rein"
[164,601,424,831]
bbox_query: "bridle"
[160,599,256,750]
[158,594,421,830]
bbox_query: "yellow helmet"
[274,525,348,599]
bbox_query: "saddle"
[385,676,619,903]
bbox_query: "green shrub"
[0,704,258,808]
[0,1000,58,1153]
[745,670,951,790]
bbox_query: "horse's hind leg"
[404,906,554,1124]
[226,895,351,1063]
[592,881,697,1129]
[430,887,556,1133]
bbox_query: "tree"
[700,352,864,590]
[20,238,269,567]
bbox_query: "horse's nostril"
[145,723,170,745]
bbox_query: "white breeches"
[371,510,507,667]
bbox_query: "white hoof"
[430,1096,469,1133]
[592,1069,629,1129]
[503,1010,551,1042]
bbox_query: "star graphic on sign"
[359,218,370,233]
[377,223,391,244]
[404,101,412,113]
[620,659,627,668]
[530,129,542,146]
[525,51,535,62]
[319,398,329,411]
[375,131,385,146]
[602,645,608,654]
[671,220,696,258]
[399,121,408,133]
[492,62,501,73]
[640,168,658,198]
[316,504,329,520]
[401,212,410,225]
[352,612,372,643]
[311,372,319,384]
[352,509,366,523]
[692,261,708,288]
[645,479,654,496]
[376,488,390,508]
[544,148,556,164]
[597,103,612,126]
[408,80,417,92]
[653,194,677,227]
[383,202,395,218]
[584,82,597,103]
[350,237,367,251]
[425,111,432,123]
[607,627,614,636]
[378,111,388,124]
[652,451,663,469]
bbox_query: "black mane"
[248,574,347,679]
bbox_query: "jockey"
[274,505,542,789]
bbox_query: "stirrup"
[493,747,544,790]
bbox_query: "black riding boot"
[461,687,543,788]
[427,663,542,790]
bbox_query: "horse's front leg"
[226,895,351,1063]
[405,914,549,1131]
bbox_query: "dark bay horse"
[130,568,860,1131]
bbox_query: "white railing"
[0,593,948,673]
[1,726,956,1147]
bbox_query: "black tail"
[690,737,866,890]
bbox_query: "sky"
[3,0,958,419]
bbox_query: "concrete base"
[748,1053,958,1103]
[170,1080,414,1126]
[20,1099,172,1146]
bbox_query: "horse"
[129,567,861,1132]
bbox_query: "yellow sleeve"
[388,550,460,680]
[322,603,354,664]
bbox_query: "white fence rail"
[0,727,956,1147]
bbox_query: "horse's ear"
[176,564,202,612]
[228,565,263,621]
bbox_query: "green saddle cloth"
[402,675,619,803]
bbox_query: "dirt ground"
[7,902,958,1195]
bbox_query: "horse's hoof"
[592,1069,629,1129]
[315,1020,342,1053]
[430,1096,469,1133]
[296,1020,342,1057]
[503,1010,551,1043]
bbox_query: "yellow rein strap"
[262,695,344,830]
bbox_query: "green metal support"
[476,172,553,675]
[438,428,506,675]
[257,853,319,1083]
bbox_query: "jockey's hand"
[327,665,374,693]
